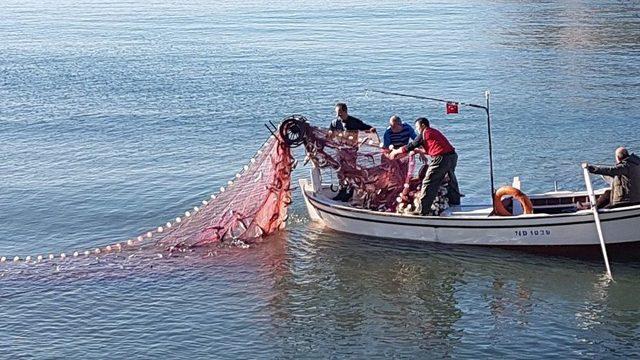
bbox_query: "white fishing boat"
[283,90,640,270]
[299,178,640,248]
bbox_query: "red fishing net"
[302,125,411,211]
[149,116,452,250]
[300,119,451,214]
[153,134,294,249]
[0,125,296,268]
[0,116,457,270]
[148,115,420,250]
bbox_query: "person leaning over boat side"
[329,102,376,201]
[381,115,417,151]
[585,147,640,209]
[389,117,461,215]
[329,102,377,133]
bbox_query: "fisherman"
[584,147,640,208]
[330,102,377,133]
[389,117,461,215]
[330,102,376,202]
[381,115,417,151]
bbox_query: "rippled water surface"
[1,0,640,358]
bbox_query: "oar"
[582,164,613,280]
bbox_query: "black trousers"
[418,152,460,215]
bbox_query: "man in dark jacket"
[586,147,640,208]
[330,103,377,133]
[329,103,376,202]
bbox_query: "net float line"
[0,128,293,265]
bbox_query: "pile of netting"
[153,133,294,249]
[298,117,452,214]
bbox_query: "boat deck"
[314,184,604,218]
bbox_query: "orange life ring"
[493,186,534,216]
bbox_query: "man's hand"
[389,148,404,160]
[582,162,595,173]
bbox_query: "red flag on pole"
[446,102,459,114]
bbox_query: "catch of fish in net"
[0,116,450,266]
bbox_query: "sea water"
[1,0,639,358]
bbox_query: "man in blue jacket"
[382,115,417,151]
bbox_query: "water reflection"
[572,275,640,357]
[262,223,640,357]
[488,278,533,327]
[265,227,466,356]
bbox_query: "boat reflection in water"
[262,224,640,357]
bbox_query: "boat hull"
[300,179,640,247]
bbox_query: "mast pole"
[485,90,496,209]
[366,88,496,207]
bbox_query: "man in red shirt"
[389,117,460,215]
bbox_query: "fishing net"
[152,114,446,250]
[299,119,452,214]
[0,125,297,267]
[0,115,456,269]
[135,116,453,253]
[153,133,294,249]
[148,115,454,252]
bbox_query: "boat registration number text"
[514,229,551,237]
